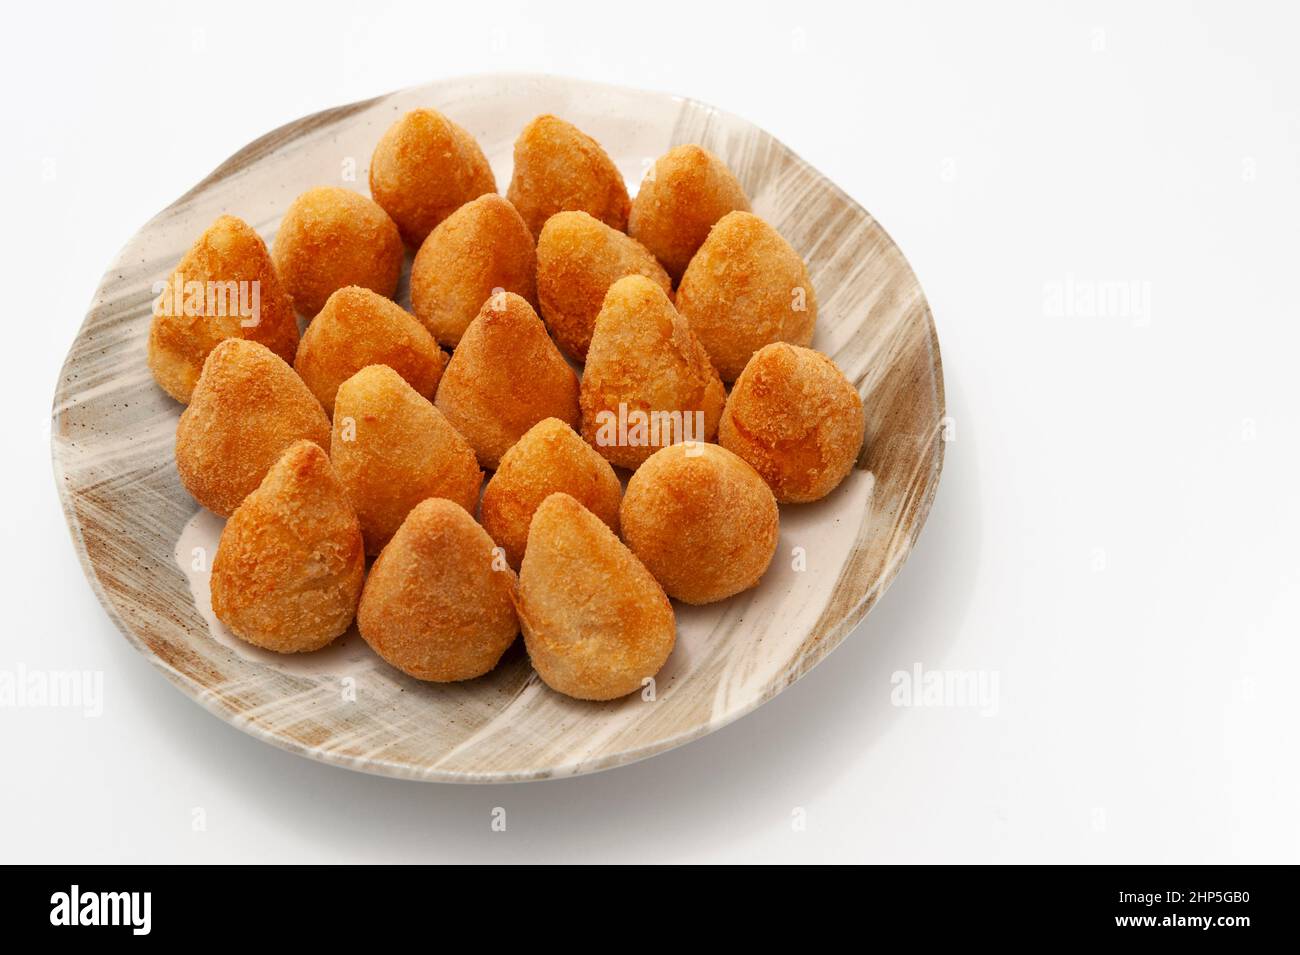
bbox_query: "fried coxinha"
[147,105,866,700]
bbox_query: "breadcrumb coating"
[720,343,865,503]
[628,144,750,282]
[621,443,778,605]
[369,107,496,247]
[675,211,816,381]
[536,210,670,361]
[331,364,482,554]
[148,107,860,696]
[410,194,537,348]
[295,286,446,416]
[358,498,518,681]
[434,292,579,470]
[175,339,331,517]
[272,186,403,318]
[517,493,675,701]
[147,215,298,403]
[211,441,365,652]
[579,275,725,470]
[480,417,622,568]
[506,114,629,238]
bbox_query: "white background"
[3,0,1297,863]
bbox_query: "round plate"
[51,74,945,782]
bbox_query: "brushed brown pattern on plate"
[51,75,944,782]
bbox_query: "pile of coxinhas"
[147,109,866,701]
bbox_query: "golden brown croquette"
[434,292,579,471]
[175,339,331,517]
[331,364,482,555]
[211,440,365,653]
[579,275,725,471]
[369,107,497,247]
[674,211,816,381]
[516,493,675,701]
[719,343,865,503]
[148,215,298,403]
[480,417,622,568]
[410,194,537,348]
[536,210,671,361]
[620,443,779,605]
[506,114,629,238]
[628,144,750,282]
[294,286,446,417]
[358,498,518,682]
[272,186,404,318]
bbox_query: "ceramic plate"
[51,74,944,782]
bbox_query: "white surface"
[3,0,1297,863]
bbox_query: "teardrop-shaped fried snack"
[674,211,816,381]
[332,364,482,555]
[148,215,299,403]
[628,144,750,282]
[211,440,365,653]
[272,186,404,318]
[480,417,622,568]
[506,115,629,238]
[517,493,675,701]
[536,211,671,361]
[294,286,446,417]
[434,292,579,470]
[358,498,518,681]
[410,194,537,348]
[369,107,497,247]
[621,443,779,605]
[580,275,725,470]
[720,343,865,503]
[176,339,331,517]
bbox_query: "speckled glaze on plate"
[51,74,944,783]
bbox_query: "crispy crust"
[505,114,630,239]
[720,343,865,503]
[271,186,404,318]
[358,498,518,681]
[210,441,365,652]
[579,275,725,470]
[621,443,779,604]
[147,215,299,404]
[331,364,483,555]
[369,108,497,247]
[434,292,579,471]
[294,286,446,416]
[480,417,622,568]
[536,211,671,361]
[516,493,675,700]
[674,211,816,381]
[628,144,750,282]
[409,194,537,348]
[175,339,331,517]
